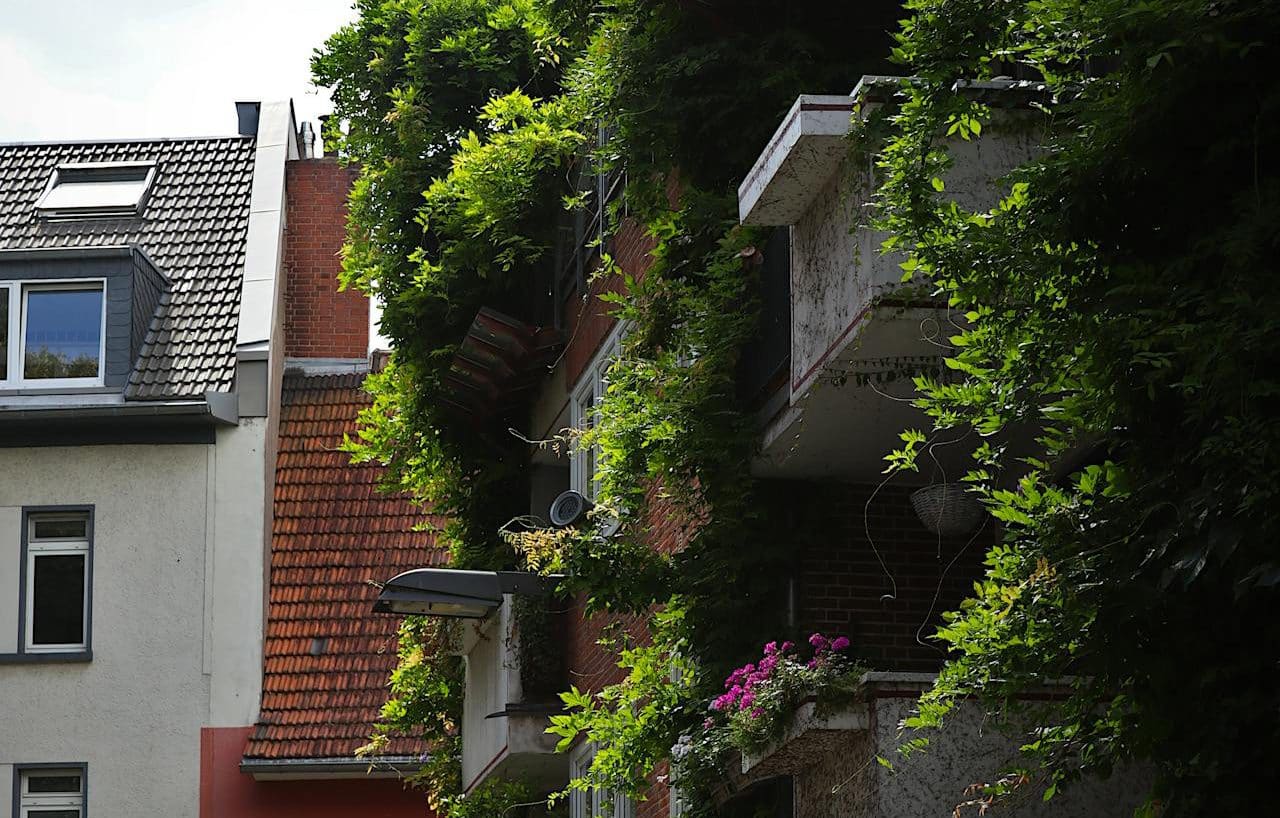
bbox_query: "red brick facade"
[562,217,655,385]
[793,482,991,673]
[284,158,367,359]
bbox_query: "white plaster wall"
[0,444,212,818]
[208,419,269,727]
[461,599,515,791]
[0,507,20,654]
[0,766,11,818]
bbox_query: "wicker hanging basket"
[910,482,984,537]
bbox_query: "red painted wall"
[201,727,430,818]
[284,158,369,359]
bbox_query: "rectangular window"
[18,768,85,818]
[570,325,625,501]
[569,743,634,818]
[1,283,9,382]
[35,161,155,220]
[25,512,91,653]
[0,281,105,387]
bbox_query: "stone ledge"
[740,701,870,778]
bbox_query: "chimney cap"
[235,101,262,137]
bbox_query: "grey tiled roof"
[0,137,255,399]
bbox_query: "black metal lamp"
[372,568,556,619]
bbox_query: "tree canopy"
[316,0,1280,814]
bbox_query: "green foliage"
[447,777,561,818]
[548,607,701,798]
[319,0,899,809]
[358,616,464,811]
[875,0,1280,813]
[23,349,98,379]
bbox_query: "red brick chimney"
[283,158,367,359]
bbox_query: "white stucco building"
[0,101,299,818]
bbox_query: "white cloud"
[0,0,355,141]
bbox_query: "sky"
[0,0,358,142]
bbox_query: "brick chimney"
[283,157,367,359]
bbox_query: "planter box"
[740,700,870,778]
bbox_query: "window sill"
[0,650,92,664]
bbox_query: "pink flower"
[809,633,829,651]
[807,658,819,669]
[703,718,715,729]
[780,641,794,653]
[831,636,850,652]
[751,708,764,719]
[740,692,755,709]
[763,641,779,655]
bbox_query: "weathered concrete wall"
[789,124,1036,399]
[867,693,1147,818]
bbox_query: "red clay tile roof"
[244,371,449,760]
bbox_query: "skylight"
[35,161,157,219]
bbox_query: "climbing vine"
[320,0,898,812]
[872,1,1280,815]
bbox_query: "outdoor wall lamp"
[372,568,559,619]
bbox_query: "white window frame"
[1,279,107,389]
[569,743,634,818]
[18,767,85,818]
[24,514,91,654]
[35,160,156,220]
[570,323,626,500]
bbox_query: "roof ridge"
[0,134,254,149]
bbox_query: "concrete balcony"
[719,674,1145,818]
[737,77,1039,482]
[460,596,567,794]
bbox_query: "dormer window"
[35,161,156,220]
[1,280,106,387]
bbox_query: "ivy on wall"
[320,1,899,811]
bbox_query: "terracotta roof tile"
[244,371,449,760]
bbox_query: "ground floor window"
[569,743,634,818]
[18,767,85,818]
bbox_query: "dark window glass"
[27,775,81,794]
[32,518,88,540]
[23,287,103,380]
[32,554,86,645]
[27,811,79,818]
[1,286,8,380]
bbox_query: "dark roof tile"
[0,137,255,398]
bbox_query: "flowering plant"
[670,633,864,797]
[708,633,860,751]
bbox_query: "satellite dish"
[549,490,623,538]
[549,490,592,527]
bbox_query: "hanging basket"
[910,482,984,537]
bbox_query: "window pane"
[32,518,88,540]
[26,811,80,818]
[32,554,86,645]
[1,286,8,380]
[23,287,102,380]
[27,775,81,794]
[41,177,148,211]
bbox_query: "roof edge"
[0,134,254,149]
[239,755,424,780]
